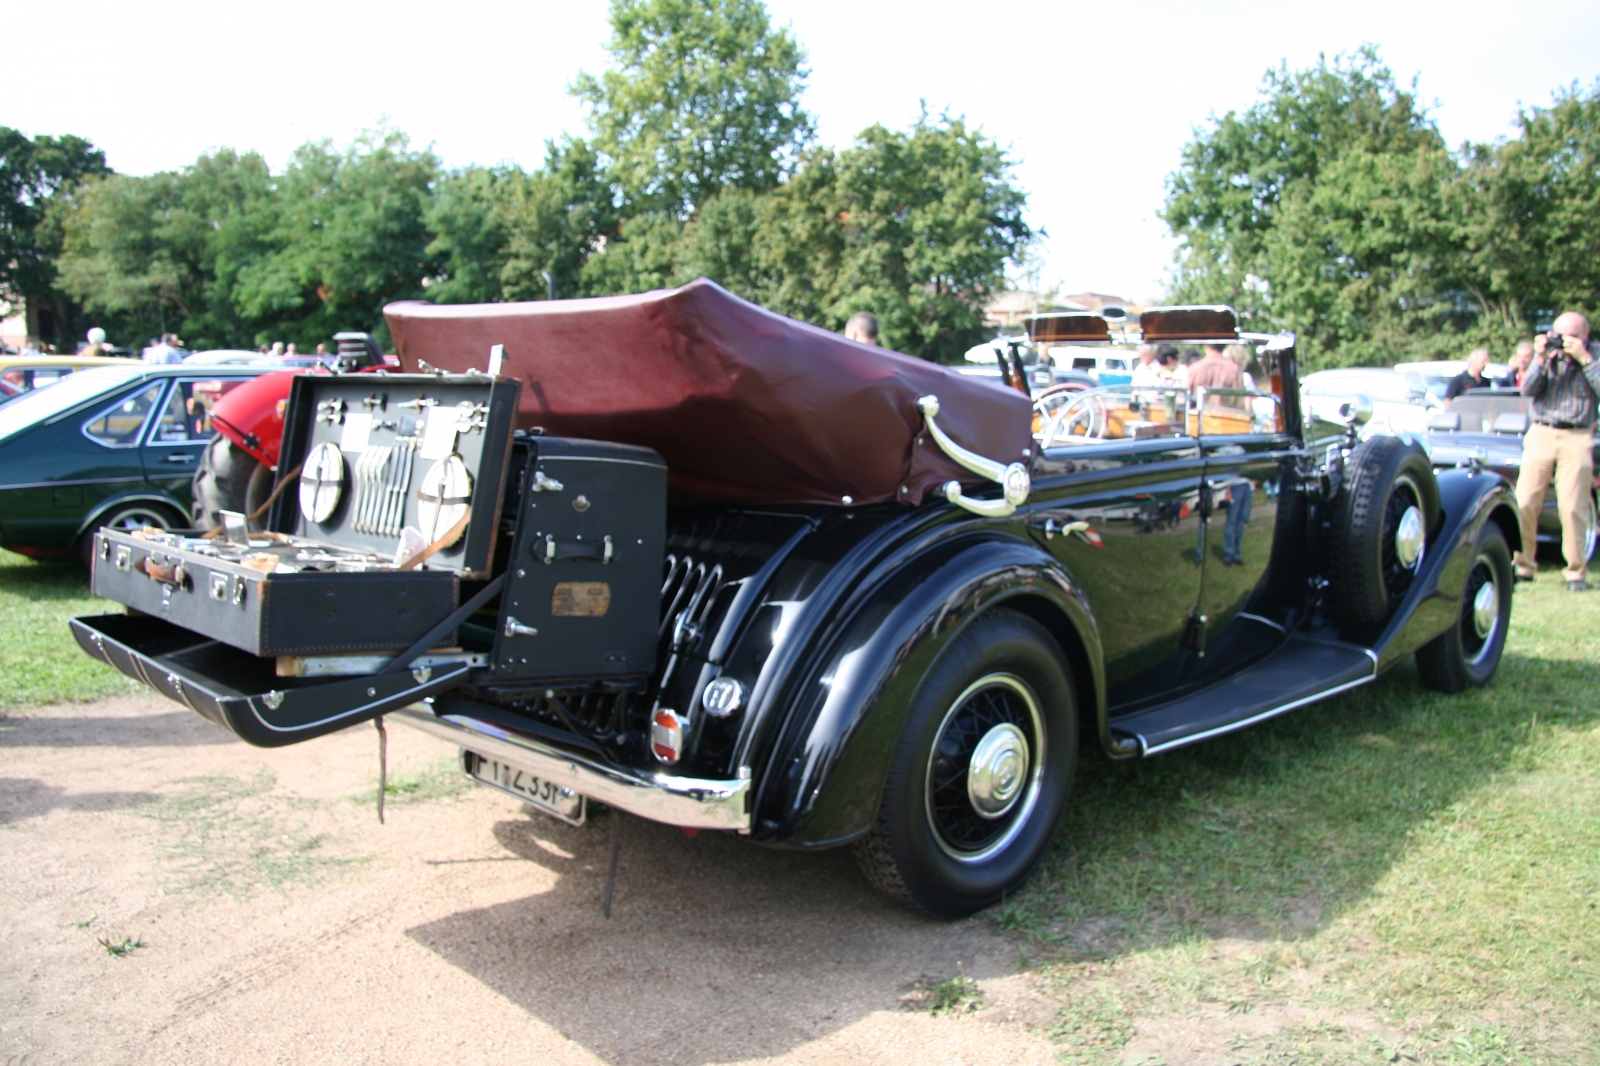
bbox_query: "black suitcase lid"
[269,372,521,578]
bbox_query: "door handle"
[1041,518,1089,539]
[160,454,195,463]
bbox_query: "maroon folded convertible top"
[384,279,1031,507]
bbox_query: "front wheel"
[191,434,272,530]
[1416,522,1512,692]
[853,610,1077,918]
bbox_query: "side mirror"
[1333,394,1374,427]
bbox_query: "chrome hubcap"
[966,723,1029,819]
[1472,580,1499,639]
[1395,505,1425,569]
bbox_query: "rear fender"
[749,536,1103,847]
[1372,467,1519,669]
[206,370,302,468]
[74,491,189,541]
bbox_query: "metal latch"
[917,395,1031,518]
[503,616,538,638]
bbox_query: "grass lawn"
[1011,559,1600,1064]
[0,549,134,711]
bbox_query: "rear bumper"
[390,706,752,833]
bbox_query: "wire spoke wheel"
[925,674,1044,863]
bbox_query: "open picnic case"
[72,370,669,746]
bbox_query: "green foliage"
[53,132,439,350]
[573,0,813,216]
[231,130,440,348]
[0,549,131,712]
[1166,48,1600,368]
[0,127,109,347]
[1452,84,1600,330]
[581,114,1031,360]
[427,139,617,304]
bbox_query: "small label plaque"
[551,582,611,617]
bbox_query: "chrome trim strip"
[1236,612,1287,634]
[391,706,752,832]
[242,664,474,734]
[535,455,668,470]
[3,475,149,491]
[1138,671,1377,757]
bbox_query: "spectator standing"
[1186,342,1243,391]
[1508,341,1534,389]
[1223,343,1256,391]
[315,343,328,356]
[1174,348,1202,389]
[1514,312,1600,591]
[1445,348,1493,400]
[1158,347,1181,382]
[141,335,168,363]
[269,341,285,358]
[285,343,299,357]
[1130,343,1164,387]
[843,312,879,346]
[81,327,109,357]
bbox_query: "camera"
[1544,332,1569,360]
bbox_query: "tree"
[573,0,813,216]
[1163,48,1472,365]
[577,112,1032,360]
[427,139,617,304]
[0,127,109,346]
[1451,81,1600,332]
[231,130,440,347]
[53,150,278,349]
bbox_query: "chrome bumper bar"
[389,706,752,832]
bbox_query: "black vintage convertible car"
[72,281,1521,918]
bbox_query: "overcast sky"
[10,0,1599,302]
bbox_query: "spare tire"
[1328,435,1439,627]
[191,434,273,529]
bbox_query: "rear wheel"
[191,434,272,529]
[77,502,183,569]
[854,610,1077,918]
[1416,523,1512,692]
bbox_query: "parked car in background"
[0,355,132,406]
[0,364,273,564]
[1396,360,1513,402]
[182,349,270,366]
[1424,388,1599,564]
[1301,368,1435,438]
[1045,346,1136,385]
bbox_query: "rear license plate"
[463,750,586,826]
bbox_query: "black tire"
[191,434,273,529]
[853,610,1077,918]
[77,501,183,569]
[1416,522,1512,692]
[1329,436,1440,627]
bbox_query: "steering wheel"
[1036,390,1105,447]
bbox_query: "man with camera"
[1514,311,1600,591]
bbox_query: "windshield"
[0,366,147,443]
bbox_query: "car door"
[1027,385,1206,702]
[1193,387,1296,654]
[139,376,252,504]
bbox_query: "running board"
[1110,634,1377,756]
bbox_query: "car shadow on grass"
[1009,649,1595,954]
[0,711,235,747]
[408,810,1026,1066]
[0,777,158,823]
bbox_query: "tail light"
[651,708,684,763]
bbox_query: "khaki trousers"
[1514,423,1596,582]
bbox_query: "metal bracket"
[916,395,1030,517]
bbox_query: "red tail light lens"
[651,708,684,763]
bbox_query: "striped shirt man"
[1522,338,1600,428]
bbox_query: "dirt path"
[0,694,1059,1066]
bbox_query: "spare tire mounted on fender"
[1328,435,1439,627]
